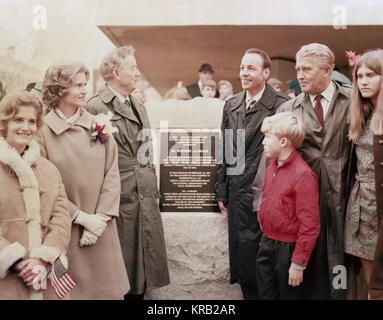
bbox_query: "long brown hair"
[349,49,383,143]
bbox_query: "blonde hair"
[296,43,335,70]
[42,61,90,110]
[100,45,136,81]
[261,112,306,148]
[267,78,282,87]
[0,91,44,137]
[202,79,217,90]
[218,80,233,91]
[349,49,383,142]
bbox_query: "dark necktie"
[314,94,324,126]
[247,98,256,111]
[124,99,132,111]
[124,99,140,124]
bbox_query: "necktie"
[314,94,324,126]
[124,99,136,115]
[124,99,132,110]
[247,98,256,110]
[124,99,140,124]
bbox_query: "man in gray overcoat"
[215,48,289,299]
[86,45,170,300]
[253,43,351,299]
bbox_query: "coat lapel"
[298,94,322,128]
[244,85,279,149]
[130,95,147,127]
[111,98,142,126]
[98,85,141,126]
[45,109,92,135]
[325,81,349,126]
[229,91,246,128]
[247,84,277,114]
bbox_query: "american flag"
[51,255,77,299]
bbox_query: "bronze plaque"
[160,130,220,212]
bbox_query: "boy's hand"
[254,212,263,232]
[288,265,303,286]
[217,201,228,214]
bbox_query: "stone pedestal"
[145,212,242,300]
[144,98,242,300]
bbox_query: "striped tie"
[247,98,256,110]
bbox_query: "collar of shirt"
[107,84,131,104]
[198,80,203,90]
[54,107,81,126]
[309,81,335,119]
[246,85,266,109]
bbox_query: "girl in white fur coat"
[0,91,71,300]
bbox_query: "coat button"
[381,162,383,166]
[379,139,383,144]
[140,195,143,200]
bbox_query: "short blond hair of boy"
[202,79,217,90]
[261,112,306,148]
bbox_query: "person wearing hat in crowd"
[186,63,219,98]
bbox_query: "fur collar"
[0,137,42,247]
[44,108,93,135]
[0,137,40,189]
[0,137,46,300]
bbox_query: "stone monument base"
[145,212,243,300]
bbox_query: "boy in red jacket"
[256,112,320,299]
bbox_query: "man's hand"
[288,265,303,287]
[217,200,228,214]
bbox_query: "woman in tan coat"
[0,91,71,300]
[39,62,130,299]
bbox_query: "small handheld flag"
[51,255,77,299]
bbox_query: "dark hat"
[199,63,214,73]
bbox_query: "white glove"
[97,213,111,223]
[79,229,98,247]
[74,211,108,237]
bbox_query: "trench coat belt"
[119,158,151,172]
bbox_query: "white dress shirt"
[107,84,131,105]
[245,85,266,110]
[54,107,81,126]
[308,81,336,120]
